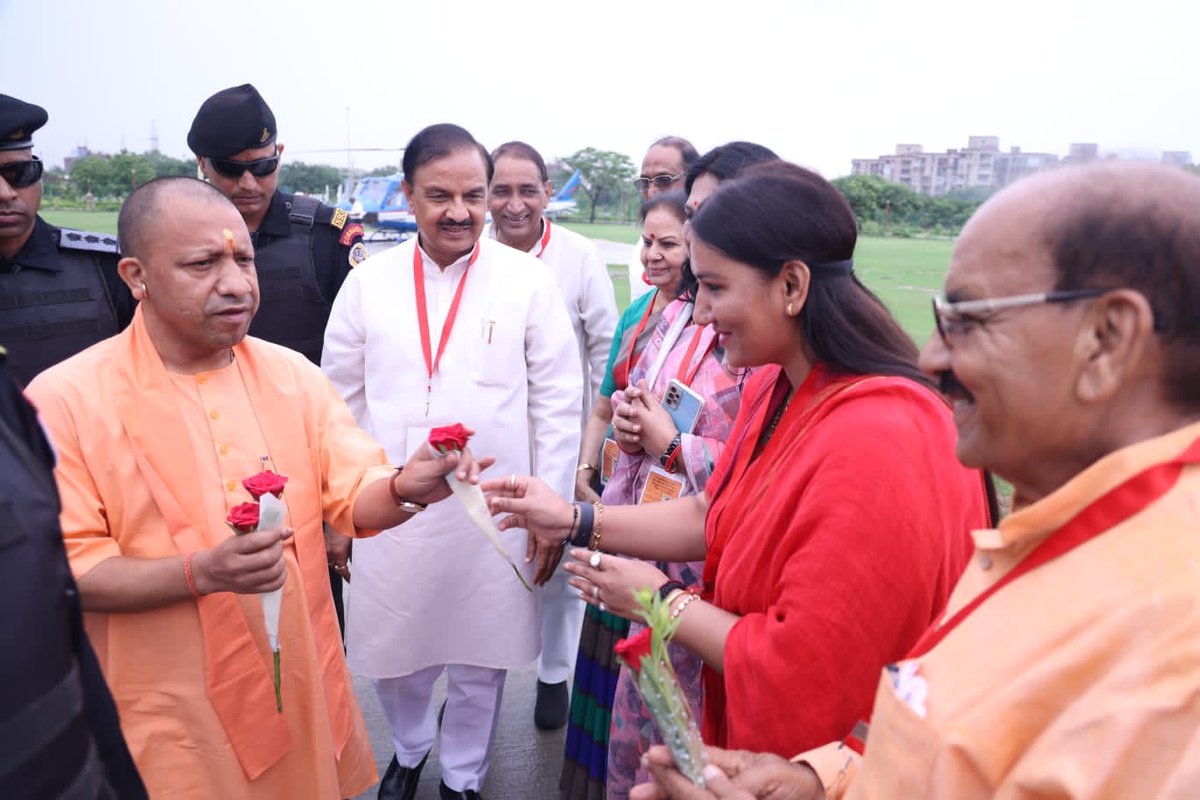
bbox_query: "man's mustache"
[938,371,972,399]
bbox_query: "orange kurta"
[26,312,392,799]
[804,421,1200,799]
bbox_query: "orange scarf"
[111,308,354,779]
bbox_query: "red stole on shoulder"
[703,364,873,598]
[110,308,353,779]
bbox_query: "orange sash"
[111,308,354,779]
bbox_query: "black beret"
[0,94,48,151]
[187,84,277,158]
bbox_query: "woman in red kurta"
[487,163,991,759]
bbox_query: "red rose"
[613,628,654,675]
[428,423,471,454]
[226,502,260,533]
[243,470,288,500]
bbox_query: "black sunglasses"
[208,154,280,179]
[0,156,44,188]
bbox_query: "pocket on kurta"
[469,316,515,387]
[850,665,944,797]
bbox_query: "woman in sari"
[489,163,992,761]
[562,192,692,800]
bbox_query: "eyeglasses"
[0,156,44,188]
[931,288,1107,345]
[208,153,280,179]
[633,173,684,192]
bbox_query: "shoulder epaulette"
[56,228,119,254]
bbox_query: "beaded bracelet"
[670,591,701,621]
[184,552,202,599]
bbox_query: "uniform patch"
[57,228,119,253]
[349,242,369,267]
[330,208,349,230]
[339,223,364,246]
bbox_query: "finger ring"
[593,585,601,600]
[589,551,602,569]
[599,601,606,612]
[334,563,346,569]
[508,474,517,490]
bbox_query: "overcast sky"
[6,0,1195,180]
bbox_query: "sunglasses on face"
[0,156,44,188]
[633,173,684,192]
[208,154,280,179]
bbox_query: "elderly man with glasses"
[0,94,134,385]
[632,160,1200,800]
[189,84,370,632]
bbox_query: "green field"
[41,210,951,345]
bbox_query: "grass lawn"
[42,209,119,235]
[561,221,640,245]
[39,209,951,344]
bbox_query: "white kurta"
[323,236,582,677]
[488,220,617,416]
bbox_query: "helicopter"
[337,169,583,240]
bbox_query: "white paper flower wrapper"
[447,473,533,592]
[256,493,286,651]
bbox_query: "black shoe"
[377,749,430,800]
[438,781,482,800]
[533,679,569,730]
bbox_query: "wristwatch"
[389,466,428,513]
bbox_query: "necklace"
[754,389,793,458]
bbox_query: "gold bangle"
[663,588,686,607]
[577,463,598,474]
[589,501,604,551]
[670,591,701,622]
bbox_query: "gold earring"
[141,283,148,298]
[786,302,795,316]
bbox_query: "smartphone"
[663,378,704,434]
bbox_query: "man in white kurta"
[488,141,618,730]
[323,125,581,799]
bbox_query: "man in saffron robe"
[632,162,1200,799]
[25,176,488,800]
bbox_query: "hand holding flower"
[191,525,292,596]
[633,745,825,800]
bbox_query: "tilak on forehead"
[222,228,234,252]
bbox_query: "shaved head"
[118,177,233,260]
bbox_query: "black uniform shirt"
[251,191,366,303]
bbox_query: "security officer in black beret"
[0,347,147,798]
[189,84,367,632]
[0,94,134,386]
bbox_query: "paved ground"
[350,663,567,800]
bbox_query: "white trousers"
[374,664,506,792]
[537,558,585,684]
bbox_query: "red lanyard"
[413,241,480,414]
[531,218,553,259]
[615,290,658,390]
[907,434,1200,659]
[674,324,716,388]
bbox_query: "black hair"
[118,176,229,258]
[489,141,548,183]
[690,162,935,389]
[684,141,780,195]
[639,191,690,300]
[402,123,493,184]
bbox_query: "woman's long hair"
[690,162,934,390]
